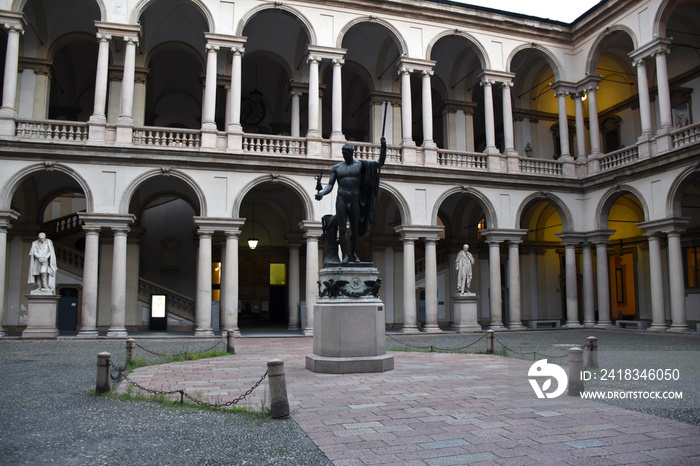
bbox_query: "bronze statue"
[315,138,386,264]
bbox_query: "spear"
[371,100,389,263]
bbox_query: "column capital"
[0,209,20,230]
[422,69,434,77]
[96,32,112,41]
[193,217,245,233]
[583,229,615,244]
[480,78,495,87]
[332,57,345,66]
[480,70,515,85]
[78,213,135,230]
[299,220,323,238]
[481,228,528,243]
[398,67,413,76]
[203,32,246,51]
[638,217,690,235]
[556,232,586,246]
[306,45,346,62]
[3,21,24,34]
[123,35,139,46]
[306,54,323,65]
[205,43,220,52]
[95,21,141,39]
[629,37,673,62]
[550,80,576,95]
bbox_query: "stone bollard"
[96,352,112,394]
[568,347,584,396]
[486,330,494,354]
[586,336,598,369]
[267,359,289,419]
[227,332,235,354]
[126,339,136,366]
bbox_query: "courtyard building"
[0,0,698,337]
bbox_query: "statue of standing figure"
[315,138,386,264]
[455,244,475,294]
[28,232,57,293]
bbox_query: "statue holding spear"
[315,101,388,264]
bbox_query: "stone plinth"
[306,267,394,374]
[451,293,482,333]
[22,292,60,339]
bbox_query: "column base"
[106,328,128,338]
[563,322,583,328]
[667,324,689,333]
[507,323,526,330]
[583,321,596,328]
[647,324,668,332]
[303,328,314,336]
[77,329,99,338]
[194,329,214,337]
[401,326,420,334]
[489,323,506,331]
[306,354,394,374]
[287,324,301,331]
[422,324,442,333]
[594,321,613,328]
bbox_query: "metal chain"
[134,336,225,359]
[494,336,587,361]
[387,333,486,352]
[110,360,268,408]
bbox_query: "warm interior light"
[581,92,587,101]
[248,203,258,249]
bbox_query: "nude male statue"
[315,137,386,263]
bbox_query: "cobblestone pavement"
[2,329,699,465]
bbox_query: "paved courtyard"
[2,329,699,465]
[117,332,700,465]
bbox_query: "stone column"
[666,231,688,332]
[0,22,23,119]
[502,82,515,154]
[202,44,219,131]
[290,90,301,138]
[653,46,673,132]
[0,211,18,337]
[401,236,418,333]
[481,79,497,154]
[116,36,138,143]
[222,230,240,336]
[562,240,581,327]
[0,22,22,135]
[399,67,413,145]
[421,70,434,146]
[78,226,100,337]
[89,33,112,129]
[331,58,344,140]
[288,243,301,330]
[645,233,667,331]
[195,229,214,336]
[573,92,586,160]
[307,55,321,138]
[486,239,504,330]
[556,90,571,159]
[228,46,244,133]
[587,85,601,157]
[581,242,595,327]
[633,58,653,139]
[423,237,440,332]
[300,221,322,336]
[107,227,130,338]
[507,240,524,329]
[594,240,613,327]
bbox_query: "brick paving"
[116,337,700,465]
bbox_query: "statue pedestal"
[306,267,394,374]
[22,292,60,339]
[451,294,482,333]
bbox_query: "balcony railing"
[8,118,699,179]
[519,158,563,176]
[242,134,306,156]
[133,127,201,148]
[672,122,700,149]
[16,120,88,142]
[599,146,639,171]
